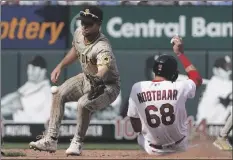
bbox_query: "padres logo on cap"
[83,9,90,15]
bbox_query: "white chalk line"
[188,144,199,149]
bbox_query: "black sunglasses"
[81,20,94,27]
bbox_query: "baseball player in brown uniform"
[29,6,120,156]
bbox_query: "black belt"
[149,136,186,150]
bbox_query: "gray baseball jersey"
[72,27,120,84]
[47,27,120,142]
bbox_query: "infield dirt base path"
[2,139,232,159]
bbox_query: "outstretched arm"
[171,36,203,87]
[57,46,78,69]
[51,47,78,83]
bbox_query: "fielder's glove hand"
[86,74,106,100]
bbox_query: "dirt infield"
[2,139,232,159]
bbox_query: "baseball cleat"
[65,138,83,156]
[213,137,233,151]
[29,145,56,153]
[29,135,57,153]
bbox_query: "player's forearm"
[58,47,78,69]
[130,117,142,133]
[177,54,203,87]
[95,65,109,78]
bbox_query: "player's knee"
[77,101,94,112]
[76,100,86,110]
[53,88,68,102]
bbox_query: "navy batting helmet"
[153,54,178,82]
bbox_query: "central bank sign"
[106,16,231,38]
[70,6,232,49]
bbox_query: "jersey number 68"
[145,103,175,128]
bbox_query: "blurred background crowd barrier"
[1,2,232,142]
[1,0,232,6]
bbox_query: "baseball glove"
[86,74,106,100]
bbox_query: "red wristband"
[177,54,203,86]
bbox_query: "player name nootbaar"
[137,90,178,103]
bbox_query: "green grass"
[3,143,140,150]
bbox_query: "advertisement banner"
[3,118,232,142]
[2,117,137,142]
[69,6,232,49]
[1,6,68,49]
